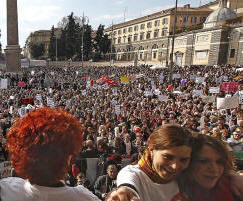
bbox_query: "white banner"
[217,96,239,110]
[193,90,203,97]
[144,91,153,97]
[0,79,7,89]
[158,95,169,102]
[115,105,121,115]
[172,74,181,79]
[209,87,220,94]
[202,96,216,103]
[239,91,243,105]
[18,107,26,117]
[195,77,205,84]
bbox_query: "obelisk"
[5,0,21,72]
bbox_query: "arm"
[94,176,105,199]
[106,186,139,201]
[230,174,243,199]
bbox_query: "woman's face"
[192,145,224,190]
[151,146,191,183]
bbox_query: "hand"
[106,186,140,201]
[230,174,243,199]
[102,193,108,198]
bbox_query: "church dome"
[205,7,237,23]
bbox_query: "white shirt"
[0,177,101,201]
[117,165,180,201]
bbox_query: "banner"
[47,97,55,108]
[115,105,121,115]
[18,107,27,117]
[221,82,239,92]
[21,97,34,105]
[239,91,243,105]
[193,90,203,97]
[202,96,216,103]
[0,161,12,179]
[144,91,153,97]
[190,75,196,80]
[0,79,7,89]
[209,87,220,94]
[217,96,239,110]
[172,74,181,79]
[18,82,26,88]
[112,88,118,96]
[121,76,130,84]
[158,95,169,102]
[195,77,205,84]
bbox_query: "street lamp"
[81,13,89,68]
[170,0,178,82]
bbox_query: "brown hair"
[7,107,84,186]
[148,124,193,150]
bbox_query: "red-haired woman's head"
[7,107,84,186]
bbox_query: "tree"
[0,30,3,59]
[94,24,105,54]
[83,24,92,61]
[65,12,77,59]
[100,34,111,55]
[28,41,45,59]
[48,26,56,60]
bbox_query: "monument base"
[4,45,21,73]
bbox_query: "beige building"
[23,28,61,59]
[105,0,243,66]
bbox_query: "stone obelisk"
[4,0,21,73]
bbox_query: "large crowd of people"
[0,63,242,200]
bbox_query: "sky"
[0,0,213,49]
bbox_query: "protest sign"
[0,161,12,179]
[239,91,243,105]
[158,95,169,102]
[217,96,239,110]
[190,75,196,80]
[112,88,118,96]
[209,87,220,94]
[82,90,87,96]
[18,82,26,88]
[202,96,216,103]
[195,77,205,84]
[18,107,26,117]
[47,97,55,108]
[221,82,239,92]
[153,89,160,95]
[0,79,7,89]
[144,90,153,97]
[115,105,121,115]
[172,74,181,79]
[121,76,130,84]
[193,90,203,97]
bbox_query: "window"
[118,30,121,35]
[200,17,206,23]
[153,52,157,59]
[147,22,152,28]
[140,33,144,40]
[128,35,132,42]
[154,30,159,38]
[230,49,235,58]
[161,29,167,36]
[134,35,138,41]
[191,16,197,24]
[162,18,168,25]
[128,27,133,32]
[134,25,138,31]
[113,31,117,35]
[183,16,188,23]
[152,44,158,49]
[123,36,126,43]
[118,37,121,44]
[146,32,151,39]
[154,20,160,27]
[113,38,116,44]
[123,28,126,34]
[140,24,145,30]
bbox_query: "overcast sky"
[0,0,212,49]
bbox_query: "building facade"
[23,28,61,59]
[105,0,243,66]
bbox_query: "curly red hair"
[7,107,84,185]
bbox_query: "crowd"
[0,63,242,200]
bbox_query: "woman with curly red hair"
[0,107,100,201]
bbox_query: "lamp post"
[170,0,178,82]
[81,13,89,68]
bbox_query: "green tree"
[0,30,3,59]
[28,41,45,59]
[100,34,111,55]
[48,26,56,60]
[94,24,105,54]
[65,12,77,59]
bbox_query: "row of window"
[115,29,168,44]
[112,16,206,36]
[114,18,169,35]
